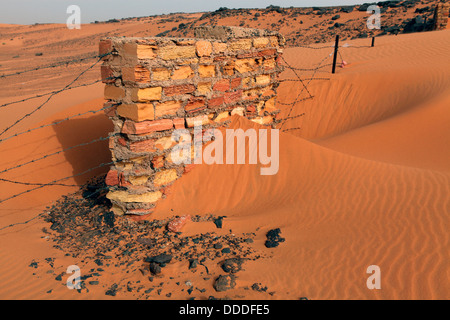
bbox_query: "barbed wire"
[0,52,107,79]
[0,160,119,205]
[0,102,118,144]
[0,77,111,110]
[0,57,105,139]
[0,134,116,175]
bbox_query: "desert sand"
[0,14,449,300]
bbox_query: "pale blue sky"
[2,0,369,24]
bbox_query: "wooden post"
[371,36,375,47]
[332,35,340,74]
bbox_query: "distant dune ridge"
[0,1,449,300]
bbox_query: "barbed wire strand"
[0,102,118,144]
[0,52,105,79]
[0,55,111,138]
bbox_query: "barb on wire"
[0,103,118,144]
[0,52,111,79]
[0,57,104,138]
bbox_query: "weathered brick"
[213,42,227,53]
[228,39,252,51]
[255,74,271,86]
[99,39,112,60]
[104,85,125,100]
[164,84,196,96]
[131,87,162,102]
[197,82,212,95]
[106,190,162,203]
[122,119,174,134]
[199,65,216,78]
[213,79,230,92]
[185,98,206,113]
[117,104,155,122]
[158,45,196,60]
[253,37,270,48]
[153,169,178,187]
[105,170,119,186]
[196,40,212,57]
[224,90,242,104]
[152,155,165,169]
[123,65,150,82]
[137,44,157,59]
[101,66,115,83]
[230,77,242,89]
[129,138,157,153]
[152,68,171,81]
[173,118,185,129]
[155,136,177,151]
[257,49,277,57]
[155,100,181,118]
[186,114,212,127]
[235,58,258,74]
[208,96,225,108]
[104,102,118,117]
[172,66,194,80]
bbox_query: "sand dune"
[0,25,449,299]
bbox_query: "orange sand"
[0,24,449,299]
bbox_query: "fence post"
[371,36,375,47]
[332,35,340,74]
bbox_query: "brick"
[257,49,277,57]
[153,169,178,187]
[101,66,115,83]
[264,97,277,112]
[158,45,196,60]
[137,44,156,59]
[99,39,112,60]
[213,42,227,53]
[129,138,157,153]
[155,136,177,151]
[199,65,215,78]
[251,116,274,125]
[235,58,258,74]
[164,84,195,96]
[208,96,225,108]
[255,74,271,86]
[185,98,206,113]
[197,82,212,95]
[104,102,117,117]
[123,65,150,82]
[228,39,252,51]
[230,77,242,89]
[173,118,185,129]
[152,68,170,81]
[213,79,230,92]
[231,107,245,116]
[196,40,212,57]
[172,66,194,80]
[117,103,155,122]
[106,190,162,203]
[122,119,173,134]
[104,85,125,100]
[253,37,270,48]
[224,90,242,104]
[152,155,165,169]
[214,111,231,123]
[263,58,276,70]
[128,175,149,186]
[186,114,211,127]
[155,101,181,118]
[105,170,119,186]
[131,87,162,102]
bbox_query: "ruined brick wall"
[99,26,285,216]
[433,1,450,30]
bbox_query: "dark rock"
[252,283,268,292]
[189,259,198,269]
[265,228,285,248]
[145,253,173,265]
[105,283,118,296]
[213,216,225,229]
[213,275,236,292]
[221,258,244,274]
[149,262,162,275]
